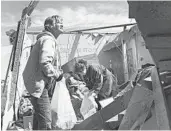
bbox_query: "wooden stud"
[9,16,27,111]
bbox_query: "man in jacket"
[23,15,63,130]
[74,59,118,102]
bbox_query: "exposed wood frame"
[27,31,118,35]
[3,0,39,123]
[69,23,136,32]
[9,16,28,114]
[122,42,129,82]
[151,67,171,130]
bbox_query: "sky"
[1,1,136,79]
[1,1,135,46]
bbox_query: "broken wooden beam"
[4,0,39,114]
[70,23,136,32]
[73,83,133,130]
[21,0,39,17]
[119,85,154,130]
[151,67,171,130]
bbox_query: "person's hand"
[87,90,97,98]
[59,69,63,75]
[91,92,97,97]
[79,83,86,88]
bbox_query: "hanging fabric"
[94,34,103,45]
[91,33,96,41]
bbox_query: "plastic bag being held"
[80,92,98,119]
[51,77,77,129]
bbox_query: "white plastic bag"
[51,77,77,129]
[80,96,97,119]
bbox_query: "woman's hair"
[75,59,87,73]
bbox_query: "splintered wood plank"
[73,84,133,130]
[9,17,27,110]
[7,1,39,111]
[119,85,154,130]
[75,111,104,130]
[151,67,171,130]
[100,86,133,121]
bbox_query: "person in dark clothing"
[74,59,118,109]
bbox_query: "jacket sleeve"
[39,39,60,79]
[90,65,103,94]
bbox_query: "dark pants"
[30,88,52,130]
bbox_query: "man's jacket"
[23,31,61,98]
[84,64,117,98]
